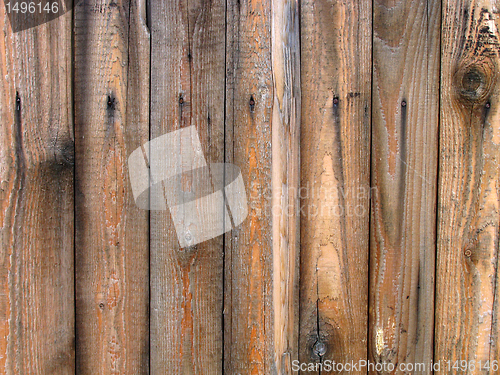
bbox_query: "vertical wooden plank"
[74,0,150,371]
[370,0,440,371]
[122,0,150,369]
[224,0,275,373]
[0,7,74,375]
[271,0,301,373]
[436,0,500,368]
[149,0,226,372]
[298,0,371,370]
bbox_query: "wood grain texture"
[299,0,371,371]
[224,0,274,373]
[6,1,500,373]
[369,0,441,371]
[74,0,150,371]
[149,0,226,373]
[271,0,301,373]
[0,7,74,375]
[436,0,500,368]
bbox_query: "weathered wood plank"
[369,0,440,371]
[149,0,226,372]
[271,0,301,372]
[0,8,74,374]
[224,0,275,373]
[74,0,150,371]
[436,0,500,368]
[298,0,372,371]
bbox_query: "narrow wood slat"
[0,9,74,374]
[224,0,275,372]
[369,0,440,371]
[436,0,500,367]
[149,0,226,372]
[298,0,371,370]
[74,0,150,371]
[271,0,301,372]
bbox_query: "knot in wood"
[462,69,483,94]
[47,138,75,170]
[454,62,494,104]
[249,95,256,111]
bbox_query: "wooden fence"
[0,0,499,373]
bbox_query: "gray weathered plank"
[369,0,440,371]
[149,0,226,372]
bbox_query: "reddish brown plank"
[74,0,150,371]
[224,0,275,373]
[0,7,74,374]
[436,0,500,369]
[271,0,301,372]
[299,0,372,371]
